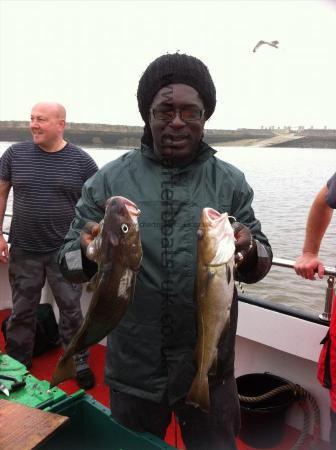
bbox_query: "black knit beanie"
[137,53,216,144]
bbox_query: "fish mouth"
[200,208,235,266]
[203,208,228,225]
[107,196,141,222]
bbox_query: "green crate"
[40,393,176,450]
[0,353,175,449]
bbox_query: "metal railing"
[273,257,336,277]
[2,211,335,324]
[272,257,335,323]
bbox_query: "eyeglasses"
[151,108,204,123]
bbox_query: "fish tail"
[186,373,210,413]
[49,355,76,388]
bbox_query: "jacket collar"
[140,141,216,171]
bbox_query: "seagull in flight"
[253,40,279,53]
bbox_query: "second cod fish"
[50,196,142,387]
[186,208,235,413]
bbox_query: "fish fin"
[86,273,98,292]
[217,317,231,353]
[197,229,204,240]
[208,350,218,376]
[186,373,210,413]
[49,356,76,388]
[219,317,231,344]
[226,264,232,284]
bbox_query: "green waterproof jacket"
[59,143,272,404]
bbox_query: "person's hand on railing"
[294,252,325,280]
[0,234,9,264]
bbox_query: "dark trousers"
[6,246,87,367]
[110,376,240,450]
[331,409,336,449]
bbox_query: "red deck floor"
[0,308,330,449]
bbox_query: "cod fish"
[186,208,235,413]
[50,196,142,387]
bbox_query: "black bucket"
[236,373,296,448]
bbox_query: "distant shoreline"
[1,121,336,149]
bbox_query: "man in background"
[0,102,98,389]
[294,177,336,447]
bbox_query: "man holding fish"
[59,54,272,449]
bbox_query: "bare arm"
[294,185,333,279]
[0,180,11,263]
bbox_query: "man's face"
[30,104,65,150]
[149,84,205,165]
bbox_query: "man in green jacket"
[59,53,272,450]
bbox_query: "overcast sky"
[0,0,335,129]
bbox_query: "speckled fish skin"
[186,208,235,413]
[50,196,142,387]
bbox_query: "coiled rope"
[238,382,321,450]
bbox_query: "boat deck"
[0,308,330,449]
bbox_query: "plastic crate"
[0,354,175,450]
[40,392,175,450]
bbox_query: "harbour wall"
[1,121,336,148]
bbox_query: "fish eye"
[121,223,129,233]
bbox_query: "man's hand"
[232,222,255,266]
[0,235,9,264]
[80,221,101,253]
[294,253,324,280]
